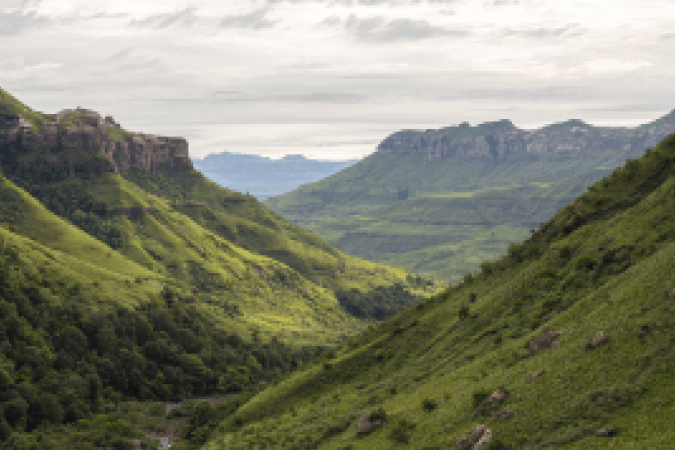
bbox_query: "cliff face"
[377,111,675,160]
[0,106,193,181]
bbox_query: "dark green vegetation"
[0,87,443,449]
[192,133,673,450]
[264,111,674,284]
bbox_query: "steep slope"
[194,133,674,450]
[264,111,675,282]
[0,86,443,348]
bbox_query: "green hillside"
[191,133,674,450]
[0,86,447,448]
[264,114,673,283]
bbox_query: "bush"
[558,245,573,260]
[472,388,492,410]
[469,292,477,303]
[480,261,493,275]
[421,398,437,412]
[486,436,513,450]
[388,419,416,444]
[574,255,596,270]
[459,305,470,320]
[368,407,388,422]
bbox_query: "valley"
[0,83,673,450]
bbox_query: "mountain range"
[191,153,360,201]
[265,110,675,284]
[0,84,673,450]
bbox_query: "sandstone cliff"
[0,104,193,181]
[377,110,675,160]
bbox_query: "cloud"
[496,24,584,39]
[127,6,198,30]
[340,14,467,42]
[278,92,367,103]
[0,10,50,35]
[219,7,276,30]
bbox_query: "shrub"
[472,388,492,410]
[480,261,493,275]
[486,437,512,450]
[574,255,596,270]
[469,292,477,303]
[459,305,470,320]
[558,245,573,259]
[388,419,416,443]
[421,398,437,412]
[368,406,388,422]
[529,318,541,330]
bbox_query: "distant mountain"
[191,152,360,200]
[265,110,675,283]
[377,110,675,159]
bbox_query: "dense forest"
[0,236,327,448]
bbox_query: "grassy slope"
[198,134,674,450]
[264,119,670,283]
[0,85,445,348]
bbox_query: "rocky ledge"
[0,106,193,180]
[377,111,675,160]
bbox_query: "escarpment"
[0,106,193,182]
[377,111,675,160]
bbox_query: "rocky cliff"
[0,105,193,181]
[377,110,675,160]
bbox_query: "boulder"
[485,389,508,408]
[530,370,544,379]
[597,425,615,437]
[588,331,607,348]
[529,330,563,355]
[473,428,493,450]
[491,407,517,422]
[457,425,493,450]
[357,414,383,434]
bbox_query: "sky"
[1,0,674,161]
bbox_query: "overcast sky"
[1,0,674,161]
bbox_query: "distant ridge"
[377,109,675,160]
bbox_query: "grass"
[194,133,674,450]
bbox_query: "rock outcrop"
[529,330,564,355]
[377,110,675,160]
[357,414,384,434]
[457,424,493,450]
[0,106,193,181]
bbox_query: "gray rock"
[589,331,607,348]
[491,407,517,422]
[529,331,563,355]
[597,426,615,437]
[485,389,508,408]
